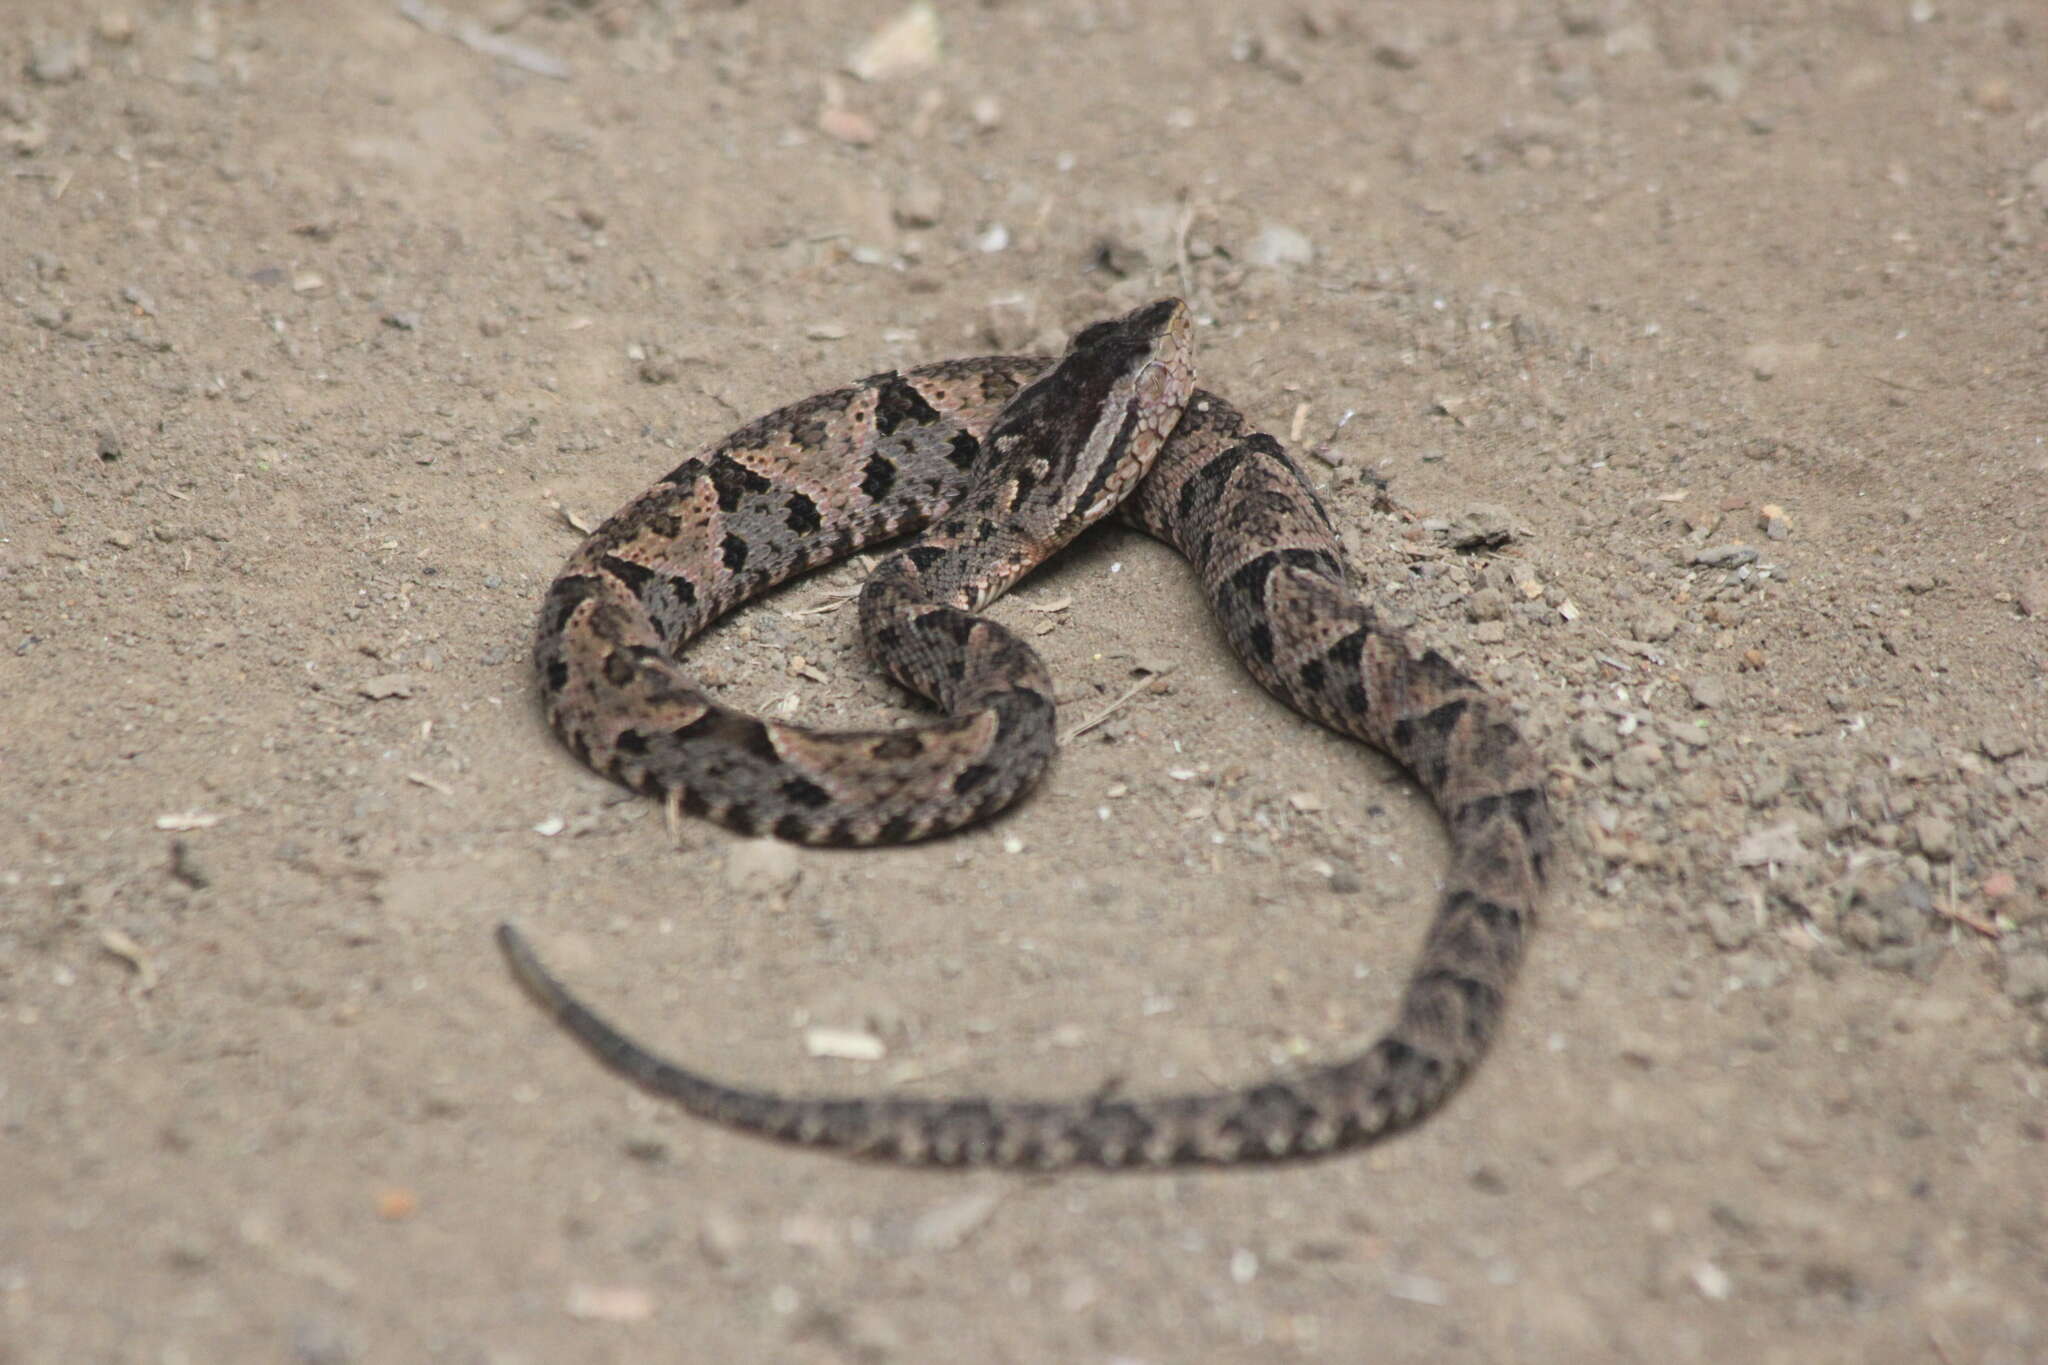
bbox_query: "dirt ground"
[5,1,2047,1360]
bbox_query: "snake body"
[503,298,1553,1168]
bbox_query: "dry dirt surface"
[5,1,2048,1360]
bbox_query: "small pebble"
[564,1284,655,1323]
[28,38,88,84]
[818,107,878,146]
[1634,606,1679,643]
[373,1187,417,1221]
[1693,65,1745,103]
[1909,813,1955,861]
[1571,718,1620,759]
[2004,948,2048,1006]
[1449,503,1515,550]
[1612,743,1660,790]
[1246,224,1315,269]
[169,838,211,889]
[1969,76,2015,114]
[1733,821,1807,868]
[893,174,944,228]
[698,1210,746,1267]
[1466,587,1509,622]
[724,839,801,895]
[355,673,420,700]
[1981,729,2026,761]
[846,2,942,82]
[804,1026,886,1061]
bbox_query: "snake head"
[975,298,1196,555]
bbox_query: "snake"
[499,298,1553,1168]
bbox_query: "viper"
[500,298,1552,1168]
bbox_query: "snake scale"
[501,298,1553,1168]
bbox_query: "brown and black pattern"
[505,299,1553,1168]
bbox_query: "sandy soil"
[5,2,2047,1360]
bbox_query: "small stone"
[1734,821,1808,868]
[1571,717,1620,759]
[2010,759,2048,791]
[1466,587,1509,622]
[803,1026,886,1061]
[98,12,137,44]
[96,428,124,461]
[698,1210,746,1267]
[969,94,1002,130]
[981,295,1035,350]
[355,673,420,700]
[1704,899,1755,951]
[893,174,944,228]
[818,106,878,146]
[1969,76,2015,113]
[1840,869,1933,951]
[564,1284,655,1323]
[1693,64,1745,102]
[28,38,88,84]
[1982,870,2019,900]
[724,838,801,895]
[1372,35,1422,69]
[1448,503,1515,550]
[1909,813,1956,861]
[1691,544,1759,568]
[1981,729,2027,760]
[846,2,942,83]
[1612,742,1660,790]
[373,1187,418,1221]
[1246,224,1315,269]
[2016,574,2048,618]
[901,1189,1002,1253]
[1634,606,1679,643]
[169,838,211,889]
[1686,675,1726,709]
[2004,947,2048,1007]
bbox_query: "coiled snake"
[500,298,1552,1167]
